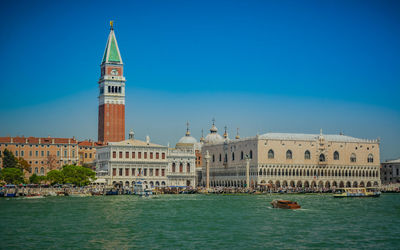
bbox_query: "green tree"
[61,165,96,186]
[29,174,40,184]
[16,157,31,172]
[0,168,24,184]
[46,170,64,185]
[2,149,18,168]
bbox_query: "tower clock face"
[110,69,119,76]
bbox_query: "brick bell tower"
[98,21,126,143]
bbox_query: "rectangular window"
[132,168,136,176]
[113,151,116,158]
[125,168,129,176]
[162,153,165,159]
[119,152,122,158]
[138,152,142,159]
[89,153,92,158]
[144,152,147,159]
[57,151,60,157]
[132,152,135,158]
[21,151,24,157]
[144,169,147,176]
[113,168,116,176]
[41,151,44,157]
[126,152,129,158]
[162,169,165,176]
[15,151,18,157]
[36,151,38,157]
[150,169,153,176]
[150,152,153,159]
[85,153,88,158]
[119,168,122,176]
[64,150,67,157]
[156,169,159,176]
[47,151,50,156]
[72,150,75,157]
[156,152,159,159]
[138,168,142,176]
[30,151,32,157]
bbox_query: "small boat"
[333,188,381,198]
[271,200,301,209]
[134,180,153,197]
[25,194,44,199]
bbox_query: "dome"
[205,133,224,144]
[178,135,197,144]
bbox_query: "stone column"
[205,150,210,190]
[245,156,250,190]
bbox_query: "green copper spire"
[101,22,123,64]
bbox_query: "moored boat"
[333,188,380,198]
[271,200,301,209]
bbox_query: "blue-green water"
[0,194,399,249]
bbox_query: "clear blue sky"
[0,0,399,160]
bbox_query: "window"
[150,152,153,159]
[21,151,24,157]
[72,150,75,157]
[113,151,116,158]
[57,151,60,157]
[126,152,129,158]
[132,168,136,176]
[172,163,176,172]
[286,150,292,160]
[319,154,325,162]
[85,153,88,158]
[132,152,136,158]
[47,151,50,156]
[187,163,190,173]
[150,169,153,176]
[41,151,44,157]
[119,168,123,176]
[144,169,147,176]
[179,163,183,173]
[249,150,253,159]
[144,152,147,159]
[125,168,129,176]
[30,151,32,157]
[367,154,373,163]
[162,169,165,176]
[241,151,244,160]
[156,152,159,159]
[162,153,165,159]
[119,152,122,158]
[15,151,18,157]
[334,151,339,160]
[212,155,215,162]
[89,153,92,158]
[350,153,356,163]
[268,149,274,159]
[156,169,159,176]
[138,152,142,159]
[219,154,222,162]
[232,152,235,161]
[304,150,310,160]
[40,167,44,176]
[34,167,38,174]
[64,150,67,157]
[36,151,38,157]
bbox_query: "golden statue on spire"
[110,20,114,30]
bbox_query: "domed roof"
[178,135,197,144]
[204,119,224,144]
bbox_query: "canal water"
[0,194,399,249]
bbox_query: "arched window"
[350,153,356,163]
[232,152,235,161]
[219,154,222,162]
[367,154,373,163]
[179,163,183,173]
[241,151,244,160]
[224,154,227,163]
[119,86,121,93]
[286,150,292,160]
[108,86,111,93]
[34,167,38,174]
[304,150,311,160]
[212,155,215,162]
[268,149,274,159]
[112,86,115,93]
[172,163,176,172]
[186,163,190,173]
[334,151,339,160]
[249,150,253,159]
[319,154,325,162]
[40,167,44,176]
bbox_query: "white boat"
[134,180,153,197]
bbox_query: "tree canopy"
[0,168,24,184]
[2,149,18,168]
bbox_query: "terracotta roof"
[0,136,78,144]
[78,140,103,147]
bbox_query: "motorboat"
[333,188,381,198]
[134,180,153,197]
[271,200,301,209]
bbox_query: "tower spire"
[223,126,228,139]
[110,20,114,30]
[186,121,190,136]
[236,128,240,140]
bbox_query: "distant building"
[0,136,79,177]
[381,158,400,184]
[78,140,103,169]
[98,22,126,143]
[201,122,381,189]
